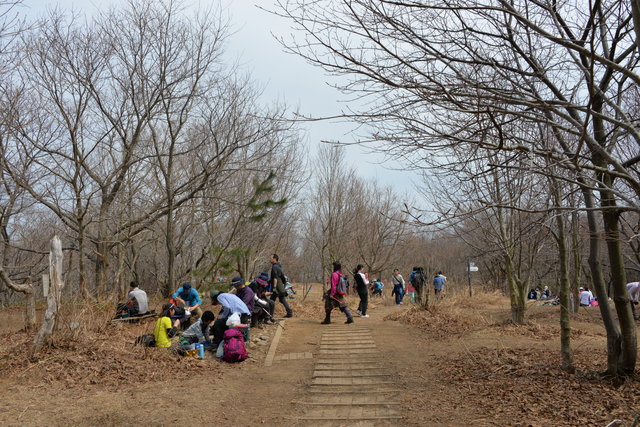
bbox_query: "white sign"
[469,266,479,272]
[42,274,49,297]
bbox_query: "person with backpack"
[354,264,370,318]
[321,261,354,324]
[209,290,251,347]
[269,254,293,318]
[411,267,426,305]
[391,269,405,306]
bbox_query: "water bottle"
[197,343,204,359]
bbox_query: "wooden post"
[30,236,64,357]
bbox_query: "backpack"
[337,275,349,294]
[222,328,248,363]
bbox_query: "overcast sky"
[22,0,417,195]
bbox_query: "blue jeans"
[394,286,404,304]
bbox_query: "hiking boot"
[284,313,293,318]
[356,309,361,316]
[360,314,369,318]
[265,320,274,325]
[345,317,354,324]
[321,319,331,325]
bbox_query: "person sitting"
[249,272,275,327]
[154,303,181,350]
[180,310,215,351]
[115,281,149,318]
[209,290,251,350]
[627,282,640,321]
[579,287,593,307]
[172,282,203,321]
[541,286,551,299]
[527,288,537,300]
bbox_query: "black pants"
[357,288,368,315]
[211,318,228,347]
[271,293,292,316]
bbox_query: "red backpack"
[222,328,248,363]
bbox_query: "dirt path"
[1,290,639,426]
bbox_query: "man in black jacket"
[269,253,293,318]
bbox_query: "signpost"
[467,260,478,297]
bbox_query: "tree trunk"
[553,179,573,371]
[78,222,88,299]
[579,180,623,375]
[31,236,64,357]
[601,185,637,376]
[166,203,176,297]
[570,210,581,313]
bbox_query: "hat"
[579,287,584,290]
[258,272,269,281]
[231,276,244,287]
[255,277,268,287]
[210,290,221,301]
[182,282,192,290]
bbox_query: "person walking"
[433,271,446,298]
[321,261,354,324]
[269,254,293,318]
[354,264,370,318]
[391,269,405,306]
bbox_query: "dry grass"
[0,298,274,390]
[384,289,501,340]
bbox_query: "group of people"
[527,286,552,301]
[123,253,295,361]
[321,262,447,324]
[527,282,640,320]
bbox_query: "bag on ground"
[134,333,155,347]
[222,328,248,363]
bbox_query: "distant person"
[527,288,538,300]
[433,271,446,297]
[541,286,551,299]
[322,261,353,325]
[627,282,640,320]
[391,269,405,306]
[354,264,370,318]
[172,282,203,320]
[371,279,384,297]
[410,267,426,305]
[154,303,180,350]
[116,281,149,317]
[578,287,593,307]
[269,254,293,318]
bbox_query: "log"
[0,268,36,331]
[30,236,64,357]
